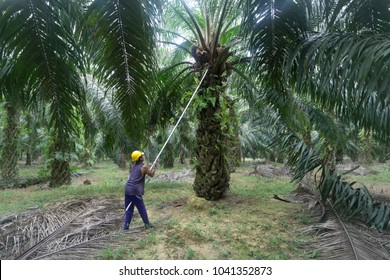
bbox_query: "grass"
[0,161,125,215]
[110,164,314,260]
[346,164,390,194]
[1,160,389,260]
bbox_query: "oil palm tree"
[114,0,389,205]
[237,100,283,161]
[0,101,21,179]
[245,0,390,140]
[0,43,22,179]
[156,0,248,200]
[0,0,160,186]
[0,0,87,187]
[244,0,390,229]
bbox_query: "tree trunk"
[224,97,240,172]
[162,142,174,168]
[82,149,92,167]
[25,113,38,166]
[49,158,71,188]
[178,117,193,165]
[335,147,344,163]
[49,139,71,188]
[363,130,373,164]
[1,103,20,179]
[378,144,388,163]
[25,152,32,166]
[81,138,94,168]
[118,149,127,169]
[324,145,336,175]
[179,142,186,164]
[276,152,284,163]
[193,85,230,200]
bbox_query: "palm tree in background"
[0,0,86,186]
[0,0,159,186]
[245,0,390,140]
[0,40,24,179]
[244,0,390,229]
[85,78,139,169]
[0,101,21,179]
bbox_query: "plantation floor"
[0,160,389,260]
[121,169,311,260]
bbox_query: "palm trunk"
[363,130,373,164]
[335,147,344,163]
[324,145,336,174]
[178,117,191,165]
[118,149,127,169]
[193,83,230,200]
[25,151,32,166]
[378,144,388,163]
[81,139,94,168]
[179,142,186,164]
[82,148,92,167]
[49,159,71,187]
[1,103,20,179]
[224,97,240,172]
[49,138,71,188]
[25,113,36,166]
[162,142,174,168]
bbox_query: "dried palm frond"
[0,198,123,259]
[301,198,390,260]
[0,197,171,260]
[33,228,144,260]
[0,200,87,259]
[276,183,390,259]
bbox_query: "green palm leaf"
[291,32,390,139]
[245,0,308,86]
[86,0,160,138]
[1,0,85,137]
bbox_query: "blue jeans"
[123,194,150,230]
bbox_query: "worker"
[123,150,157,230]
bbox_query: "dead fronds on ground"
[0,198,128,259]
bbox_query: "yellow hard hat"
[131,150,144,162]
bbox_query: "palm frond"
[301,200,390,259]
[280,132,390,230]
[210,0,230,56]
[0,0,85,140]
[86,0,158,138]
[290,32,390,139]
[244,0,308,86]
[180,0,207,49]
[299,99,349,148]
[149,63,195,130]
[280,133,323,182]
[86,79,136,153]
[0,198,125,260]
[319,167,390,231]
[0,197,174,260]
[341,0,390,32]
